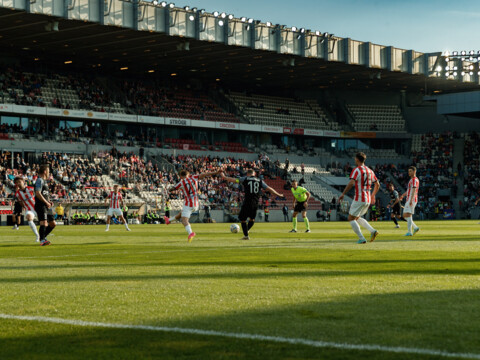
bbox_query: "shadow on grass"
[2,289,480,360]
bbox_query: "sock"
[124,222,129,229]
[185,224,192,235]
[241,222,248,236]
[411,218,418,230]
[349,220,364,240]
[392,217,398,225]
[39,225,46,240]
[247,220,255,230]
[407,217,413,233]
[400,217,407,222]
[169,217,175,222]
[357,217,375,233]
[292,217,297,230]
[44,225,55,238]
[106,224,110,230]
[14,224,18,228]
[28,221,39,238]
[304,217,310,230]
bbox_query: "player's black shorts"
[294,201,307,213]
[392,203,401,216]
[14,203,23,216]
[35,203,54,222]
[239,202,258,221]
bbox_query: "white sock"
[106,224,110,230]
[28,221,39,238]
[349,220,364,240]
[185,224,192,235]
[407,217,413,233]
[411,218,418,230]
[357,217,375,233]
[168,217,175,223]
[124,222,129,229]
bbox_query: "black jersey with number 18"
[239,176,268,204]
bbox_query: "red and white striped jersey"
[407,177,419,203]
[108,191,123,209]
[175,175,199,207]
[350,166,378,203]
[16,187,35,212]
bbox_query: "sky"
[170,0,480,53]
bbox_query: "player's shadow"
[1,288,480,360]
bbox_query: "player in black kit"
[222,169,283,240]
[387,183,406,228]
[35,165,56,246]
[11,197,23,230]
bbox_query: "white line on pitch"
[0,314,479,359]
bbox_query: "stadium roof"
[1,6,480,94]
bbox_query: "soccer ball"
[230,224,240,233]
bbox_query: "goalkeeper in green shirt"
[290,180,311,233]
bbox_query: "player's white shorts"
[25,210,38,219]
[106,208,123,217]
[181,205,199,218]
[349,200,370,217]
[403,202,417,215]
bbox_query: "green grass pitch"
[1,220,480,360]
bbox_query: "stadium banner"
[87,111,109,120]
[14,104,46,115]
[138,115,164,125]
[46,107,64,116]
[304,129,324,137]
[0,104,15,112]
[165,118,191,127]
[323,130,341,137]
[341,131,376,138]
[109,113,138,123]
[239,123,262,132]
[283,127,292,134]
[261,126,283,134]
[190,119,215,128]
[216,122,239,130]
[293,128,304,135]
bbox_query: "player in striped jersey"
[164,169,220,242]
[105,184,131,232]
[399,166,420,236]
[14,177,40,243]
[339,152,380,244]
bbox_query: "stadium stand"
[346,104,407,132]
[227,92,340,130]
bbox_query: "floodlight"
[445,57,449,62]
[452,51,458,55]
[199,9,205,14]
[266,21,272,27]
[291,26,297,32]
[241,17,247,22]
[189,15,195,21]
[213,11,219,17]
[228,14,234,20]
[453,66,458,70]
[315,30,321,36]
[153,0,158,5]
[436,66,442,72]
[183,6,189,10]
[192,7,197,12]
[160,1,167,6]
[247,18,254,24]
[461,71,465,76]
[469,72,473,76]
[444,51,449,56]
[453,72,458,76]
[300,28,305,33]
[445,66,450,71]
[168,3,174,8]
[470,65,474,70]
[218,20,224,26]
[469,50,475,55]
[220,12,226,18]
[461,50,466,55]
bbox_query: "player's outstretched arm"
[265,186,283,198]
[198,170,221,180]
[221,173,238,183]
[339,179,355,201]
